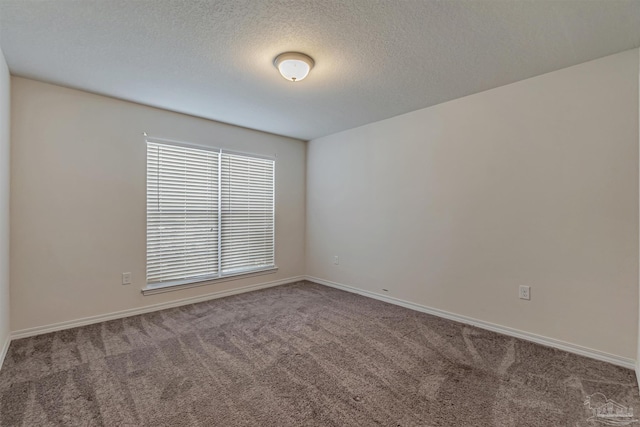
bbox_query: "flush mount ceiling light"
[274,52,314,82]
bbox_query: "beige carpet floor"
[0,280,638,426]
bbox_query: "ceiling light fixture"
[274,52,314,82]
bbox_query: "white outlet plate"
[333,256,339,265]
[519,285,530,300]
[122,272,132,285]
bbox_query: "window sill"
[141,266,279,296]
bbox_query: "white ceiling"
[1,1,639,141]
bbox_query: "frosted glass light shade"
[274,52,314,82]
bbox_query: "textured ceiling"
[1,1,640,140]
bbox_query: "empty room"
[0,0,639,426]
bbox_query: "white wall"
[0,46,11,352]
[10,77,306,332]
[307,49,639,360]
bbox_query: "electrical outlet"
[519,285,530,300]
[122,272,132,285]
[333,256,339,265]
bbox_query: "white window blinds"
[146,139,275,286]
[221,152,275,274]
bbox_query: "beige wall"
[0,46,10,348]
[306,49,639,360]
[10,77,306,332]
[637,50,640,378]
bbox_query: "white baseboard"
[0,333,10,370]
[6,274,635,371]
[11,275,305,340]
[305,275,636,370]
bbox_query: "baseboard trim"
[7,274,635,370]
[0,334,10,370]
[305,275,636,370]
[11,275,305,340]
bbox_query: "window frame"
[142,136,277,295]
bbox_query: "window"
[146,138,275,290]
